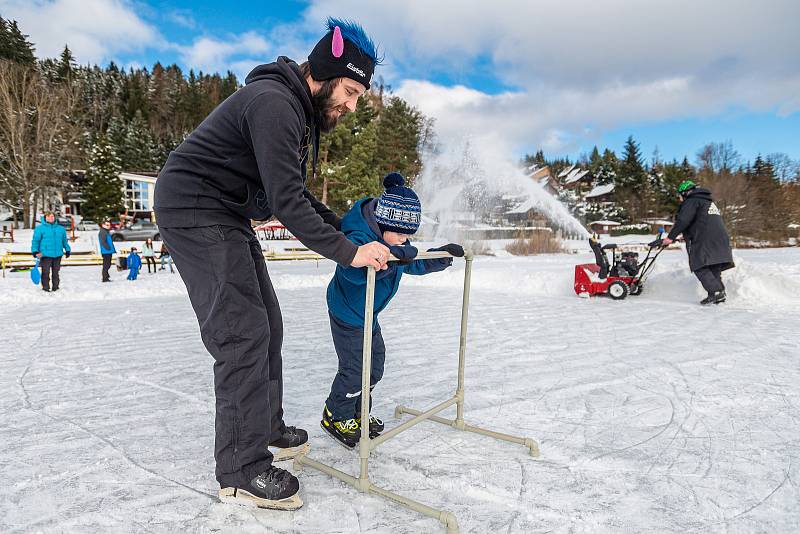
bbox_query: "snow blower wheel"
[608,280,629,300]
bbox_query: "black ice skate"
[356,412,384,438]
[321,405,360,449]
[268,424,309,461]
[218,466,302,510]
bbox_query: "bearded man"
[154,18,390,510]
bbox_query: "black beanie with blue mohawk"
[308,17,382,89]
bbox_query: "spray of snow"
[414,136,590,241]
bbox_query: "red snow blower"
[574,238,666,300]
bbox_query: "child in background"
[127,247,142,281]
[321,172,464,448]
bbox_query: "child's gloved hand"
[389,244,418,264]
[427,243,465,257]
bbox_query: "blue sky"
[3,0,799,166]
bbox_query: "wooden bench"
[2,248,327,277]
[1,250,105,277]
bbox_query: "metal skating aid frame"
[295,250,540,533]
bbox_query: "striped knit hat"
[375,173,421,235]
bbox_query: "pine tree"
[220,71,239,100]
[618,135,647,188]
[658,160,687,215]
[56,45,76,81]
[328,120,380,212]
[595,149,618,185]
[680,157,694,179]
[106,113,158,171]
[374,95,423,180]
[312,93,378,205]
[588,146,602,175]
[0,18,36,65]
[616,135,651,221]
[82,136,124,221]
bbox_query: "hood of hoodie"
[245,56,321,181]
[245,56,314,124]
[687,188,713,202]
[341,197,383,242]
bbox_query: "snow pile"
[725,250,800,307]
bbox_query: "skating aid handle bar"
[386,250,473,262]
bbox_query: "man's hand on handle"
[351,241,390,270]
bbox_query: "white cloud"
[396,71,800,154]
[165,9,196,30]
[176,32,271,80]
[0,0,163,64]
[301,0,800,152]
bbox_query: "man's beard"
[312,79,343,133]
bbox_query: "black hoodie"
[668,188,734,271]
[153,57,357,266]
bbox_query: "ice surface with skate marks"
[1,246,799,533]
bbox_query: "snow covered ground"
[2,243,799,533]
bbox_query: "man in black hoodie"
[154,19,390,509]
[663,181,734,305]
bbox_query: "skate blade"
[319,421,357,450]
[271,442,310,462]
[218,487,303,511]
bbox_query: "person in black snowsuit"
[153,18,390,510]
[662,181,734,304]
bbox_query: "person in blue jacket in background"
[126,247,142,281]
[31,211,71,292]
[98,220,116,282]
[321,172,464,448]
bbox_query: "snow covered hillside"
[1,247,799,533]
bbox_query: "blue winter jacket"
[127,252,142,272]
[327,198,450,328]
[98,228,116,254]
[31,221,70,258]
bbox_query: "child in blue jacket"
[127,247,142,280]
[322,172,464,448]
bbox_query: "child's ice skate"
[321,405,360,449]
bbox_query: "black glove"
[427,243,465,257]
[65,250,71,258]
[648,239,663,248]
[32,252,38,258]
[389,244,418,265]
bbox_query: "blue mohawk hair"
[326,17,383,65]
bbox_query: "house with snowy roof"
[558,164,593,195]
[526,164,559,196]
[584,182,615,204]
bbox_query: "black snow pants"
[101,254,112,281]
[325,312,386,421]
[160,225,284,488]
[694,263,725,294]
[40,256,62,290]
